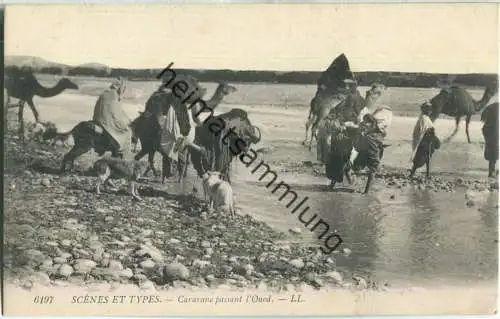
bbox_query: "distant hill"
[4,55,498,89]
[5,55,69,69]
[77,62,111,69]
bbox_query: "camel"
[131,82,237,182]
[5,69,79,141]
[427,81,498,143]
[190,108,262,184]
[303,53,355,149]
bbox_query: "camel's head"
[218,82,237,96]
[365,83,386,103]
[59,78,79,90]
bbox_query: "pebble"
[139,280,156,291]
[205,274,216,283]
[288,259,305,269]
[120,268,134,279]
[60,239,72,248]
[41,178,51,187]
[136,244,164,262]
[139,259,156,269]
[325,271,343,284]
[57,264,74,277]
[108,260,124,271]
[162,262,190,282]
[73,259,97,274]
[53,257,68,264]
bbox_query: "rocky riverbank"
[273,159,498,194]
[4,123,376,293]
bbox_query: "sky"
[5,3,499,73]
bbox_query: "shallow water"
[15,87,499,288]
[226,166,498,288]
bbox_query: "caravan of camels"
[4,53,499,199]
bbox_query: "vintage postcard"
[2,3,498,316]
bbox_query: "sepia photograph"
[2,3,498,316]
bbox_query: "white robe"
[409,114,434,162]
[159,104,196,161]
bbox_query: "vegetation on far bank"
[5,56,498,88]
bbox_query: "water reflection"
[315,193,382,278]
[408,190,440,278]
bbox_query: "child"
[409,102,441,178]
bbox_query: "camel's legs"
[17,100,25,142]
[134,148,155,177]
[147,151,159,177]
[425,159,431,179]
[364,172,374,194]
[303,110,314,146]
[453,116,461,140]
[409,165,417,178]
[308,118,320,151]
[61,145,91,173]
[465,114,472,144]
[26,99,40,123]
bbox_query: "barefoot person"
[409,102,441,178]
[92,78,132,158]
[348,114,386,194]
[325,119,355,189]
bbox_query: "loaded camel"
[303,53,355,149]
[190,108,262,184]
[427,81,498,143]
[42,79,142,173]
[130,81,238,182]
[5,68,79,141]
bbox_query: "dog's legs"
[208,199,214,213]
[106,178,118,189]
[130,181,142,201]
[96,166,111,195]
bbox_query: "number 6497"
[33,296,54,304]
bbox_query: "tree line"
[5,65,498,88]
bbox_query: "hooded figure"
[92,78,132,157]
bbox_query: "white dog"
[201,171,235,218]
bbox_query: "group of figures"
[303,54,498,193]
[4,53,499,198]
[4,68,263,199]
